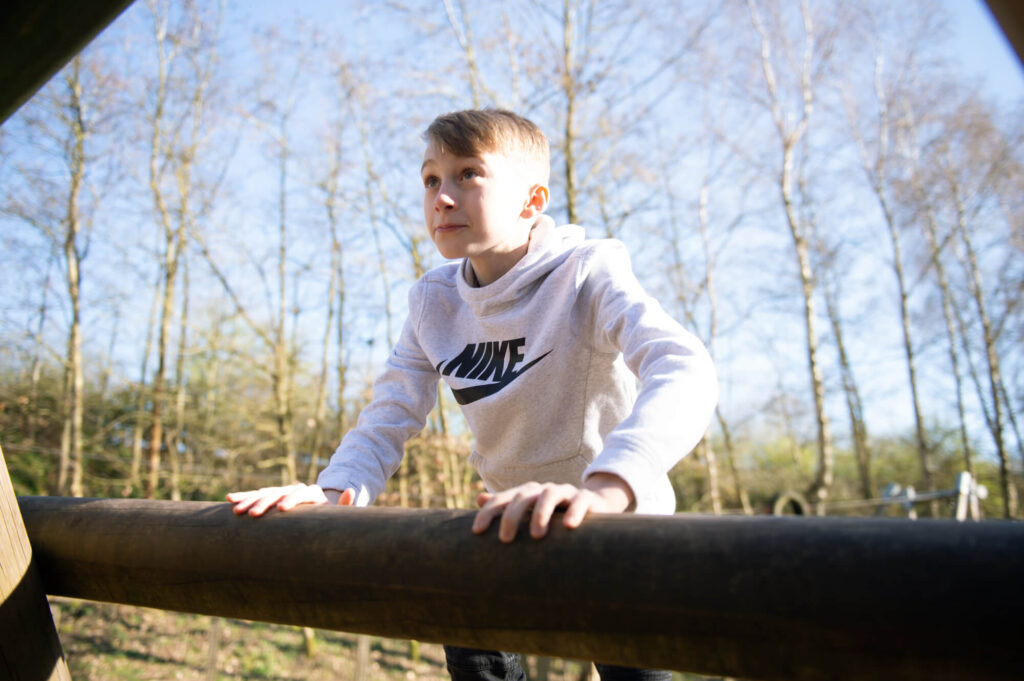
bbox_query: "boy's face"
[421,140,545,284]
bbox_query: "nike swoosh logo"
[449,350,552,405]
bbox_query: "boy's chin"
[435,246,467,261]
[432,239,470,261]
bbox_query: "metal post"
[954,472,972,521]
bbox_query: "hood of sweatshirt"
[456,215,587,318]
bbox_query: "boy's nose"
[434,188,456,211]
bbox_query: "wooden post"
[0,445,71,680]
[18,495,1024,681]
[0,0,136,124]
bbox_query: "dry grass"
[51,599,451,681]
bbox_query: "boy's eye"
[423,175,439,189]
[460,168,479,181]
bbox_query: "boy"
[228,109,717,680]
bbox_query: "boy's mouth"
[434,223,465,234]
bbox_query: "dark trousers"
[443,645,672,681]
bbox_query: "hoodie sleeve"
[579,241,718,513]
[316,282,439,506]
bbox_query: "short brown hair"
[425,109,550,181]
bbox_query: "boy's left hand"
[472,472,634,543]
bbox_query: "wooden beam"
[0,0,135,124]
[18,496,1024,681]
[1,448,70,680]
[985,0,1024,67]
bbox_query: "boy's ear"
[521,184,549,218]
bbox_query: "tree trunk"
[144,0,218,499]
[128,272,161,497]
[307,278,334,483]
[850,56,934,510]
[883,199,935,513]
[698,436,723,514]
[823,276,872,499]
[274,123,298,486]
[561,0,579,225]
[794,218,833,513]
[443,0,486,107]
[335,248,348,451]
[62,57,87,500]
[717,410,753,515]
[204,617,221,680]
[169,258,190,502]
[308,133,344,484]
[27,256,54,446]
[918,197,974,476]
[354,634,371,681]
[146,6,174,500]
[748,0,834,512]
[950,191,1012,517]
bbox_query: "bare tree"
[305,95,350,483]
[842,38,935,508]
[896,82,1022,517]
[26,253,58,446]
[2,54,110,497]
[900,127,976,478]
[746,0,836,511]
[143,0,220,498]
[168,258,190,500]
[216,24,324,487]
[820,253,873,500]
[442,0,492,107]
[60,58,88,498]
[127,271,160,495]
[934,101,1021,517]
[663,168,727,513]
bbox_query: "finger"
[472,495,507,534]
[498,490,541,543]
[476,492,494,508]
[276,484,323,511]
[338,488,356,506]
[231,496,256,515]
[227,490,252,514]
[229,489,271,515]
[563,491,596,529]
[248,490,286,517]
[530,485,574,539]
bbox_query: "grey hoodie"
[317,216,718,514]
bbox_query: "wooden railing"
[10,492,1024,681]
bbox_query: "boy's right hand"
[226,483,355,517]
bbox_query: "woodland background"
[1,0,1022,524]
